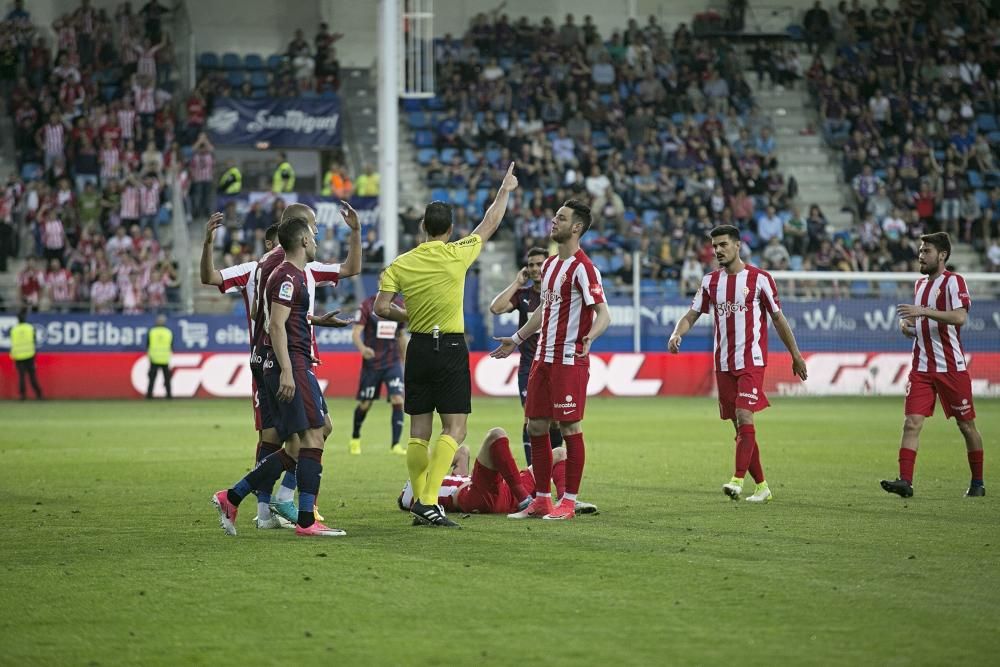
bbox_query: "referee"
[375,161,518,527]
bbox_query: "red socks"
[735,424,756,478]
[563,432,586,497]
[748,443,765,484]
[530,434,552,496]
[489,437,526,501]
[898,448,917,482]
[968,449,984,482]
[551,460,566,498]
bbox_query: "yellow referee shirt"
[379,234,482,334]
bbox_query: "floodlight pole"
[378,0,400,265]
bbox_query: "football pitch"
[1,396,997,666]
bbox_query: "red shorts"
[905,370,976,421]
[524,360,589,422]
[456,461,535,514]
[716,367,770,420]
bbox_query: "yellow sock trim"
[418,434,459,505]
[406,438,430,501]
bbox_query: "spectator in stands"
[17,256,44,308]
[355,163,380,197]
[987,238,1000,271]
[190,133,215,218]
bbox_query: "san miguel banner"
[2,352,1000,400]
[206,97,342,148]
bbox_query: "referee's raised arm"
[472,162,519,242]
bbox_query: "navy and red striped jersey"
[510,285,541,362]
[263,261,312,368]
[354,294,405,370]
[251,246,285,351]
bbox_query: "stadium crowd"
[2,0,193,313]
[804,0,1000,266]
[412,6,1000,296]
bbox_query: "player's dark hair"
[709,225,741,243]
[277,216,311,250]
[422,201,453,237]
[563,199,592,235]
[920,232,951,263]
[17,308,27,322]
[264,223,280,244]
[525,247,548,261]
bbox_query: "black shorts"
[404,333,471,415]
[517,356,532,407]
[358,362,404,401]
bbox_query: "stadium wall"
[3,351,999,401]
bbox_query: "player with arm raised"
[668,225,808,503]
[881,232,985,498]
[491,199,611,520]
[488,247,564,464]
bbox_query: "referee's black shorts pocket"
[403,335,471,415]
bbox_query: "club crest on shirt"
[743,286,750,297]
[589,283,603,297]
[278,280,294,301]
[559,272,569,285]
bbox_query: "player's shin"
[391,406,404,447]
[228,449,295,507]
[735,424,756,478]
[530,433,553,497]
[406,438,430,499]
[296,448,324,528]
[562,432,585,502]
[352,406,366,439]
[748,443,765,484]
[418,435,459,505]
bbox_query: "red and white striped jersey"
[47,269,74,302]
[534,249,606,366]
[146,279,166,308]
[100,147,120,180]
[42,123,65,155]
[219,260,259,338]
[190,151,214,182]
[139,181,160,215]
[118,109,137,139]
[135,47,157,79]
[399,475,468,513]
[133,85,156,114]
[691,265,781,372]
[91,280,119,312]
[42,218,65,249]
[120,186,140,219]
[911,271,971,373]
[304,261,342,363]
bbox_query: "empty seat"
[244,54,264,70]
[198,52,219,69]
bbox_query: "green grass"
[0,397,998,666]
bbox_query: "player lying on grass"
[397,427,598,518]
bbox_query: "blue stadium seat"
[789,255,804,271]
[198,52,219,69]
[786,24,805,41]
[662,279,679,296]
[591,253,611,274]
[968,170,984,188]
[101,85,118,101]
[977,114,998,132]
[226,71,246,87]
[221,52,242,70]
[671,112,687,125]
[243,54,264,70]
[437,117,458,135]
[430,188,450,202]
[401,98,424,112]
[642,209,659,227]
[414,130,435,147]
[593,131,610,149]
[475,189,491,209]
[464,149,479,166]
[416,148,437,165]
[485,148,501,164]
[976,189,990,208]
[986,171,1000,187]
[425,96,445,111]
[407,112,429,129]
[988,131,1000,145]
[266,54,284,70]
[878,281,898,298]
[20,162,42,181]
[251,88,267,99]
[609,254,625,273]
[440,148,458,163]
[250,71,269,88]
[850,280,870,297]
[449,189,469,205]
[640,279,662,294]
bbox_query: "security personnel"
[271,152,295,193]
[374,161,518,528]
[217,161,242,195]
[9,310,43,400]
[320,165,334,196]
[356,163,380,197]
[146,314,173,399]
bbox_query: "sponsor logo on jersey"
[716,301,749,316]
[278,280,294,301]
